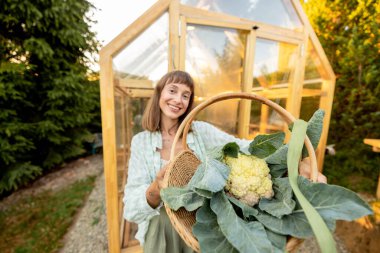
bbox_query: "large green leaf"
[265,144,288,165]
[210,192,272,253]
[249,132,285,158]
[265,229,287,253]
[188,157,230,193]
[160,187,204,211]
[295,176,373,220]
[227,195,258,218]
[193,188,213,198]
[302,109,325,158]
[193,200,238,253]
[259,177,296,218]
[287,120,337,253]
[268,163,288,178]
[252,208,336,238]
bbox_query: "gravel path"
[59,172,108,253]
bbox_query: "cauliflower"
[224,153,274,206]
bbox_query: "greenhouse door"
[179,16,305,139]
[179,17,253,136]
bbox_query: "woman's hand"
[155,166,167,189]
[299,157,327,183]
[146,166,167,208]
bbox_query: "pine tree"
[0,0,100,195]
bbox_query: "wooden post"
[169,0,180,71]
[238,30,256,138]
[99,52,120,253]
[318,79,336,170]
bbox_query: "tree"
[0,0,100,195]
[302,0,380,192]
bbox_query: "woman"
[123,70,326,253]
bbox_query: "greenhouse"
[99,0,335,252]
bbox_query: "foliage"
[0,176,96,253]
[162,111,372,253]
[301,0,380,192]
[0,0,100,195]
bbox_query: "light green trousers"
[143,207,196,253]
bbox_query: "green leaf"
[268,163,288,178]
[210,192,272,253]
[222,142,240,158]
[302,109,325,158]
[259,177,296,218]
[252,208,336,238]
[194,188,213,198]
[193,200,238,253]
[265,229,287,252]
[160,187,204,211]
[188,157,230,193]
[287,120,337,253]
[227,195,258,218]
[296,176,373,220]
[249,132,285,158]
[265,145,288,165]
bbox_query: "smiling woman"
[122,70,252,253]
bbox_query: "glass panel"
[250,98,287,136]
[182,0,302,30]
[113,13,169,82]
[185,24,247,134]
[252,38,298,88]
[304,40,323,80]
[300,95,321,121]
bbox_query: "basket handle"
[169,92,318,182]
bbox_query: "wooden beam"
[99,53,120,253]
[256,30,302,45]
[254,88,322,99]
[116,78,154,89]
[318,79,336,171]
[122,88,154,98]
[179,4,304,41]
[259,104,269,133]
[100,0,171,58]
[291,0,336,80]
[363,139,380,198]
[179,15,186,70]
[169,0,180,70]
[238,30,256,138]
[186,17,251,30]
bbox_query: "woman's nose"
[173,94,182,104]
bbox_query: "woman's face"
[159,82,192,121]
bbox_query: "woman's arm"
[123,134,161,223]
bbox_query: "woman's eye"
[183,94,190,100]
[169,89,175,93]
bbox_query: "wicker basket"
[162,92,319,253]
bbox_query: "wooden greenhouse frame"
[99,1,336,252]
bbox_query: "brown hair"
[141,70,195,132]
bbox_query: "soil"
[1,154,379,253]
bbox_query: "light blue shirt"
[123,121,250,245]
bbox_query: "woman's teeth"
[169,104,180,111]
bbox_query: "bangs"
[165,72,194,90]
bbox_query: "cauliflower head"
[224,154,274,206]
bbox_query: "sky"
[88,0,157,70]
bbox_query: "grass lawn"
[0,176,96,253]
